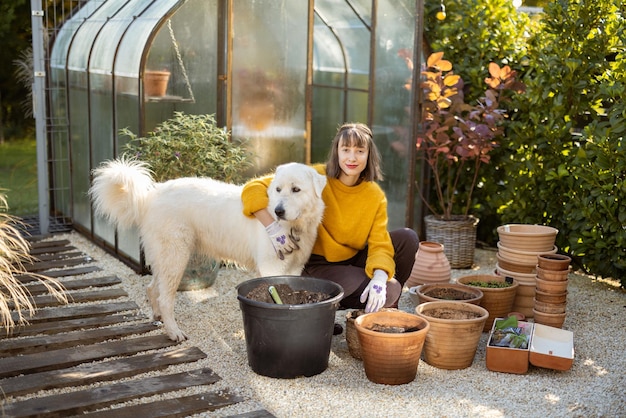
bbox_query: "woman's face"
[337,141,369,186]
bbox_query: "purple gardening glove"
[360,269,388,313]
[265,221,299,260]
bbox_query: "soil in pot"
[237,276,343,378]
[421,307,483,320]
[246,283,330,304]
[424,288,478,302]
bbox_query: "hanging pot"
[415,301,488,369]
[405,241,451,288]
[355,310,430,385]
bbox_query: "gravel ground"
[42,232,626,417]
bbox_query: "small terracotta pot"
[415,301,488,370]
[413,283,483,305]
[534,299,567,314]
[355,311,430,385]
[535,289,567,304]
[533,309,566,328]
[456,274,519,332]
[406,241,451,288]
[536,266,571,281]
[535,276,568,293]
[537,253,571,271]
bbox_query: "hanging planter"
[236,276,343,378]
[144,70,171,97]
[355,310,430,385]
[415,301,488,369]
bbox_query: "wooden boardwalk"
[0,238,274,418]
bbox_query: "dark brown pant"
[302,228,419,309]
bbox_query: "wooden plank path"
[0,237,274,418]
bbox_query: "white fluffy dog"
[89,158,326,341]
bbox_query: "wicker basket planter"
[424,215,479,269]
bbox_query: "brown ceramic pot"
[537,253,571,271]
[355,311,430,385]
[533,309,566,328]
[413,283,483,306]
[535,289,567,304]
[456,274,519,332]
[415,301,488,370]
[406,241,451,288]
[536,266,571,281]
[535,276,568,293]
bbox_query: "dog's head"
[267,163,327,222]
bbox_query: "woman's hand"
[360,269,388,312]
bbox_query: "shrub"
[121,112,252,183]
[501,0,625,286]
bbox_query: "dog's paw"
[166,327,188,342]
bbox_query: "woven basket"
[424,215,479,269]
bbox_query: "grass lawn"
[0,139,38,216]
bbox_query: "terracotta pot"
[405,241,451,288]
[144,70,170,97]
[535,276,568,294]
[533,309,566,328]
[355,311,430,385]
[415,301,488,370]
[537,253,571,271]
[497,242,557,265]
[496,252,536,274]
[178,254,219,291]
[345,310,364,360]
[456,274,519,332]
[535,289,567,304]
[497,224,558,252]
[413,283,483,305]
[536,266,571,281]
[534,299,567,314]
[512,282,536,318]
[495,263,537,286]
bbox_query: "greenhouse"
[45,0,425,270]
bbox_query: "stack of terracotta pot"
[495,224,559,319]
[533,254,571,328]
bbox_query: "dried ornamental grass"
[0,193,68,332]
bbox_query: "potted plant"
[121,112,253,289]
[416,52,525,268]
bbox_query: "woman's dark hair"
[326,122,383,181]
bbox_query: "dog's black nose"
[275,205,286,220]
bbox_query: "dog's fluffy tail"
[89,158,155,229]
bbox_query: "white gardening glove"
[360,269,388,313]
[265,221,300,260]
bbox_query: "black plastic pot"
[236,276,344,378]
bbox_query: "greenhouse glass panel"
[373,0,418,229]
[231,0,307,174]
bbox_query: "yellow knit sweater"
[241,164,396,279]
